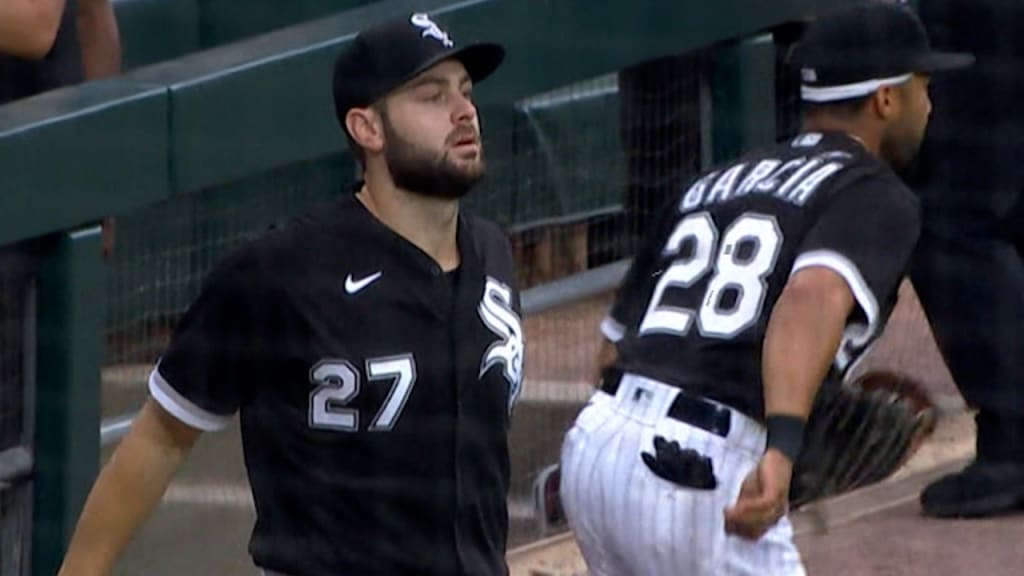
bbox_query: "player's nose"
[451,92,477,124]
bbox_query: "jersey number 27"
[308,355,416,432]
[639,211,782,339]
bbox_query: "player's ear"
[345,107,385,155]
[872,85,900,121]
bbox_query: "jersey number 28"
[639,211,782,339]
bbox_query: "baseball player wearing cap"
[59,12,523,576]
[558,3,972,575]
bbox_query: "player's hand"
[591,339,618,387]
[723,449,794,540]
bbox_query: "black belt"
[600,369,732,438]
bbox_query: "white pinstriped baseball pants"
[559,373,805,576]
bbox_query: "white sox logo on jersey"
[478,277,523,412]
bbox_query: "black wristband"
[765,414,806,463]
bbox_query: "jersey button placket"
[448,265,468,575]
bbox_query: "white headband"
[801,73,913,102]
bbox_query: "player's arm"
[593,197,678,383]
[0,0,66,59]
[726,176,921,539]
[762,268,854,423]
[77,0,121,79]
[596,264,646,380]
[58,399,202,576]
[593,338,618,384]
[723,268,854,539]
[60,253,256,574]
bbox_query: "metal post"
[31,226,104,576]
[711,34,778,163]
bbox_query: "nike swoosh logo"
[344,271,382,294]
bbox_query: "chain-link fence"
[105,155,351,371]
[498,52,708,544]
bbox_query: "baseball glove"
[788,370,938,509]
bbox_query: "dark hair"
[804,93,872,119]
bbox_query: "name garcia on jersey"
[680,135,850,212]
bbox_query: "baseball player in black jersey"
[559,4,972,575]
[59,12,523,576]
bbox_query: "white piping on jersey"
[149,365,234,432]
[801,73,913,103]
[601,316,626,343]
[790,250,880,373]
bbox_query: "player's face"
[881,74,932,171]
[379,60,484,199]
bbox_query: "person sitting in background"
[1,0,121,106]
[77,0,121,80]
[0,0,68,61]
[0,0,82,104]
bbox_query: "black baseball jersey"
[149,189,524,576]
[604,131,921,420]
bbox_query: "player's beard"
[381,116,485,200]
[880,135,921,175]
[881,122,925,175]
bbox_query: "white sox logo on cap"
[410,13,454,48]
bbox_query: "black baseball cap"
[332,12,505,132]
[789,1,974,103]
